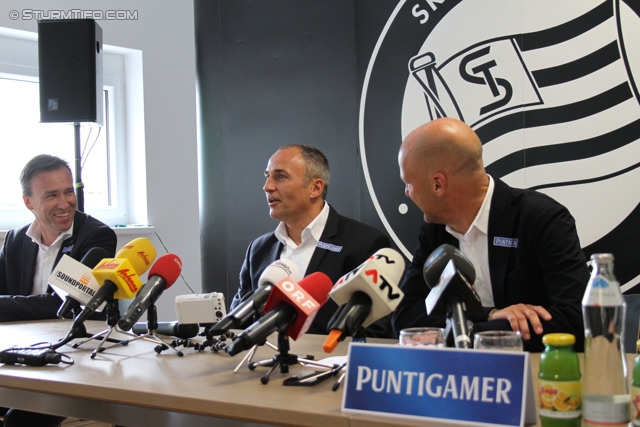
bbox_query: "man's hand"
[489,304,552,341]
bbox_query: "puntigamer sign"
[342,343,536,426]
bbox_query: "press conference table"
[0,320,627,427]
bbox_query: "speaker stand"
[73,122,84,211]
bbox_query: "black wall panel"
[196,0,640,301]
[195,0,390,300]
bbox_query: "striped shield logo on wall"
[360,0,640,289]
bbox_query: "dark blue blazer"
[0,211,117,321]
[391,177,589,351]
[231,205,392,336]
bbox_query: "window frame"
[0,28,133,229]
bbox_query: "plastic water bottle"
[582,253,632,427]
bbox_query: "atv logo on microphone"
[360,0,640,290]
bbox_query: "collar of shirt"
[274,202,329,247]
[274,202,330,274]
[27,220,73,295]
[446,175,494,239]
[26,220,73,249]
[446,175,495,306]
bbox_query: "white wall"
[0,1,202,321]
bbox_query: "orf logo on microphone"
[264,278,322,340]
[269,279,320,313]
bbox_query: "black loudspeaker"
[37,19,103,125]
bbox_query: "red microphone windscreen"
[298,272,332,306]
[148,253,182,288]
[263,271,332,340]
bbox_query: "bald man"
[392,118,589,352]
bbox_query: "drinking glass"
[473,330,523,351]
[399,327,445,347]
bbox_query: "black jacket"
[391,177,589,351]
[231,205,392,336]
[0,211,117,322]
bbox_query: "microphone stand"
[107,305,184,357]
[71,298,138,358]
[447,296,473,349]
[245,331,333,385]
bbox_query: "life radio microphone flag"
[71,238,157,329]
[92,237,157,300]
[113,237,157,276]
[118,253,182,331]
[226,272,332,356]
[209,259,302,335]
[48,247,111,318]
[324,248,405,353]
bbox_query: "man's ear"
[309,178,324,198]
[432,172,447,194]
[23,195,33,211]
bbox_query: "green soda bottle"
[632,340,640,426]
[538,333,581,427]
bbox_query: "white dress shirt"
[274,202,330,274]
[446,176,495,307]
[26,220,73,295]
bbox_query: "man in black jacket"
[0,154,116,426]
[392,118,589,352]
[230,144,392,336]
[0,154,117,321]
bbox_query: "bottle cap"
[542,333,575,346]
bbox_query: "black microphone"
[131,321,199,339]
[423,243,476,287]
[325,291,372,340]
[226,272,332,356]
[117,253,182,331]
[324,248,405,353]
[423,244,482,349]
[209,259,301,335]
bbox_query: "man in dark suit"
[230,144,392,336]
[0,154,116,427]
[392,118,589,352]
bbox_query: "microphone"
[111,237,157,276]
[226,272,332,356]
[423,243,476,288]
[70,238,157,330]
[132,321,199,339]
[117,253,182,331]
[48,247,111,319]
[323,248,406,353]
[208,259,302,335]
[423,244,482,349]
